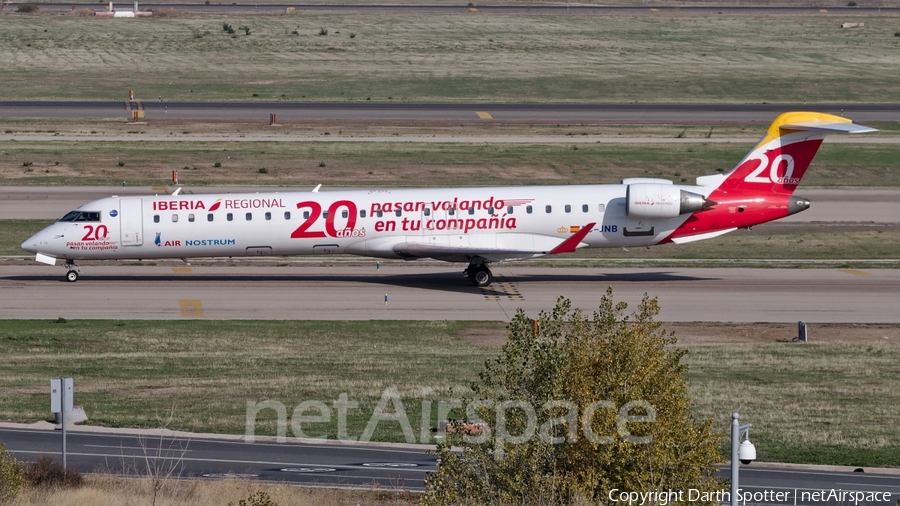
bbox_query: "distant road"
[2,101,900,123]
[1,425,899,498]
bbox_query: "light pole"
[730,412,756,506]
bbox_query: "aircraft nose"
[21,233,39,254]
[21,226,54,254]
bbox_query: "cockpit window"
[58,211,101,222]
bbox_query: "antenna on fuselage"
[312,184,322,193]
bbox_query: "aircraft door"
[119,198,143,246]
[422,205,445,235]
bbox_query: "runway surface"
[1,425,899,501]
[2,186,898,222]
[2,265,898,322]
[27,3,900,14]
[3,101,900,123]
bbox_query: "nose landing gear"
[465,263,493,287]
[64,260,80,282]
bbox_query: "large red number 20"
[290,201,326,238]
[290,200,359,239]
[81,224,108,241]
[325,200,358,237]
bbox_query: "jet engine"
[626,183,709,220]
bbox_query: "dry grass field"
[1,9,899,102]
[9,475,410,506]
[1,137,897,187]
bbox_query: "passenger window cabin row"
[151,203,608,223]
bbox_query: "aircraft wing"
[393,243,541,263]
[358,223,596,263]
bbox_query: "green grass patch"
[0,220,53,255]
[0,319,898,466]
[1,11,900,102]
[576,223,900,262]
[684,340,900,467]
[0,319,502,443]
[2,141,897,187]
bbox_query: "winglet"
[549,223,595,255]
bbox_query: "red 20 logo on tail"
[742,152,799,185]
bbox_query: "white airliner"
[21,112,874,286]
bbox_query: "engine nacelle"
[626,184,707,220]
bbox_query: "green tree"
[422,289,723,505]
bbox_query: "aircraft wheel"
[471,266,493,287]
[66,270,79,283]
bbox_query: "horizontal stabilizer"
[781,120,877,134]
[670,228,736,245]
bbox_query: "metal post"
[61,383,67,469]
[730,412,738,506]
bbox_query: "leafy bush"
[23,456,83,489]
[258,167,267,174]
[349,32,356,38]
[229,491,278,506]
[16,3,39,13]
[318,27,328,36]
[118,161,125,167]
[223,23,235,34]
[422,291,723,504]
[214,161,222,167]
[0,444,25,502]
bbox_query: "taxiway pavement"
[2,265,898,323]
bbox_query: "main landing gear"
[465,263,493,287]
[64,260,80,282]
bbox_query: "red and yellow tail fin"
[697,111,876,195]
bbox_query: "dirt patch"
[456,325,507,347]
